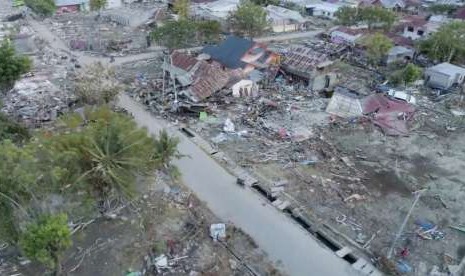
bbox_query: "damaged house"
[280,45,338,91]
[162,51,232,102]
[424,62,465,90]
[266,5,307,33]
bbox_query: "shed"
[385,46,414,64]
[305,3,341,19]
[425,63,465,89]
[266,5,306,33]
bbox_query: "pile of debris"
[1,76,75,126]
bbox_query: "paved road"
[29,18,358,276]
[119,94,358,276]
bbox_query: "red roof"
[387,33,414,47]
[171,51,198,71]
[399,15,427,28]
[190,61,231,100]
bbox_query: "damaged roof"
[202,36,255,69]
[326,87,363,118]
[281,46,329,78]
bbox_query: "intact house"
[359,0,405,11]
[330,27,365,46]
[305,3,342,19]
[424,63,465,90]
[399,15,450,40]
[266,5,307,33]
[385,46,415,64]
[280,45,338,91]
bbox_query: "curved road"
[29,18,358,275]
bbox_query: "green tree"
[228,0,268,37]
[402,63,422,85]
[335,6,359,26]
[173,0,190,19]
[0,113,30,144]
[359,6,396,30]
[54,107,160,199]
[196,20,222,43]
[428,4,457,14]
[20,214,71,275]
[0,40,32,92]
[153,130,182,169]
[24,0,56,16]
[362,33,393,65]
[419,21,465,63]
[90,0,107,11]
[151,20,196,49]
[250,0,279,6]
[73,62,123,105]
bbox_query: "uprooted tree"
[20,214,72,275]
[228,0,269,37]
[73,62,123,105]
[0,40,32,93]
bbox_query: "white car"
[387,89,417,105]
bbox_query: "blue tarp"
[202,36,254,69]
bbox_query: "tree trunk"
[54,253,62,276]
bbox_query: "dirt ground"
[10,171,280,276]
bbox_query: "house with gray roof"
[425,63,465,90]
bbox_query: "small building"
[360,0,405,10]
[326,86,363,118]
[330,27,365,45]
[266,5,306,33]
[425,63,465,90]
[400,15,428,40]
[385,46,415,64]
[305,3,342,19]
[280,46,338,90]
[191,0,240,22]
[54,0,89,13]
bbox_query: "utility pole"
[387,189,426,259]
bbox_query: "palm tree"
[153,129,183,169]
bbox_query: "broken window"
[407,26,414,32]
[417,30,424,36]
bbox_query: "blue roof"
[202,36,254,69]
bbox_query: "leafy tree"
[335,6,359,26]
[20,214,71,275]
[428,4,457,15]
[151,20,196,49]
[196,20,222,43]
[402,63,422,85]
[228,0,268,37]
[359,6,395,30]
[0,40,32,93]
[90,0,107,11]
[362,33,393,65]
[419,21,465,63]
[53,107,160,199]
[24,0,56,16]
[173,0,190,19]
[250,0,279,6]
[73,62,123,105]
[0,113,30,144]
[153,129,182,169]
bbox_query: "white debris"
[223,118,235,133]
[210,223,226,241]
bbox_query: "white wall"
[106,0,122,9]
